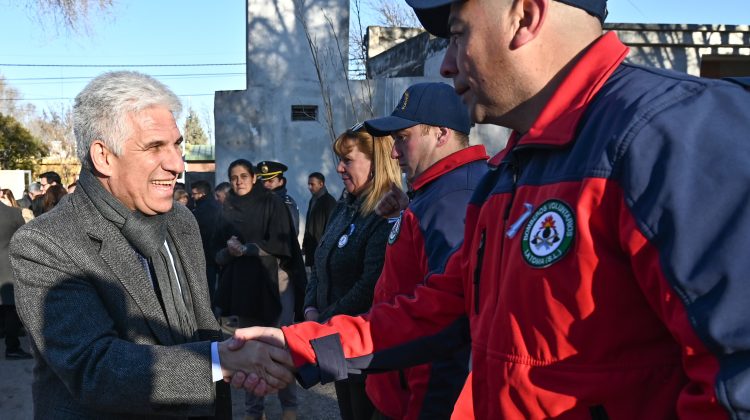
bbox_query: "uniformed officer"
[256,160,300,235]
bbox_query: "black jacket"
[272,186,300,235]
[301,187,337,266]
[192,196,222,268]
[304,193,393,321]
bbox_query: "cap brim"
[408,2,452,38]
[364,116,419,137]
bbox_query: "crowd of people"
[3,0,749,419]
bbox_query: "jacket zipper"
[503,152,521,221]
[473,228,486,315]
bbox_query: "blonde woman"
[303,124,402,420]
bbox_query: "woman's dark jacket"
[304,193,393,322]
[213,185,306,324]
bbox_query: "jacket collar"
[411,144,489,191]
[312,186,329,200]
[490,32,629,166]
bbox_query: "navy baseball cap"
[406,0,608,38]
[365,82,471,136]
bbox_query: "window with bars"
[291,105,318,121]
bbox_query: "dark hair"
[191,180,211,196]
[214,182,231,193]
[227,159,254,180]
[43,184,68,213]
[40,171,62,185]
[1,189,18,207]
[309,172,325,183]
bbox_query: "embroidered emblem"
[521,199,575,268]
[261,164,269,174]
[387,212,403,245]
[399,91,410,111]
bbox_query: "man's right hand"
[218,332,294,396]
[375,182,409,218]
[224,327,291,394]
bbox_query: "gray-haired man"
[10,71,293,419]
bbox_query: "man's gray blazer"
[10,188,228,419]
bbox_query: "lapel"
[77,193,176,346]
[164,210,211,330]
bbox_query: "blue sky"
[1,0,748,139]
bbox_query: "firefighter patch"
[521,200,575,268]
[387,213,403,245]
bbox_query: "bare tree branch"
[367,0,420,28]
[28,0,115,35]
[294,0,337,145]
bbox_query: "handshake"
[218,327,293,396]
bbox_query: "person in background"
[302,124,402,420]
[41,184,67,214]
[191,180,222,306]
[1,189,18,207]
[213,159,306,420]
[214,182,231,205]
[17,182,41,210]
[361,81,488,420]
[256,160,300,235]
[301,172,336,269]
[39,171,61,194]
[0,190,32,360]
[30,181,46,217]
[173,189,189,206]
[1,189,33,222]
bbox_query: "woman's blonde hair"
[333,128,402,216]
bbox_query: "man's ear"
[436,127,451,147]
[90,140,115,176]
[510,0,548,49]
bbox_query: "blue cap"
[406,0,607,38]
[364,82,471,136]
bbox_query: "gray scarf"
[77,169,197,344]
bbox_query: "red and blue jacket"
[283,32,750,418]
[367,145,488,419]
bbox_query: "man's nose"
[163,143,185,174]
[440,44,458,79]
[390,143,399,159]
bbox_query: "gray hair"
[28,182,42,193]
[74,71,183,168]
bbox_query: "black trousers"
[334,373,375,420]
[1,305,22,351]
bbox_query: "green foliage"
[183,108,209,146]
[0,113,48,170]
